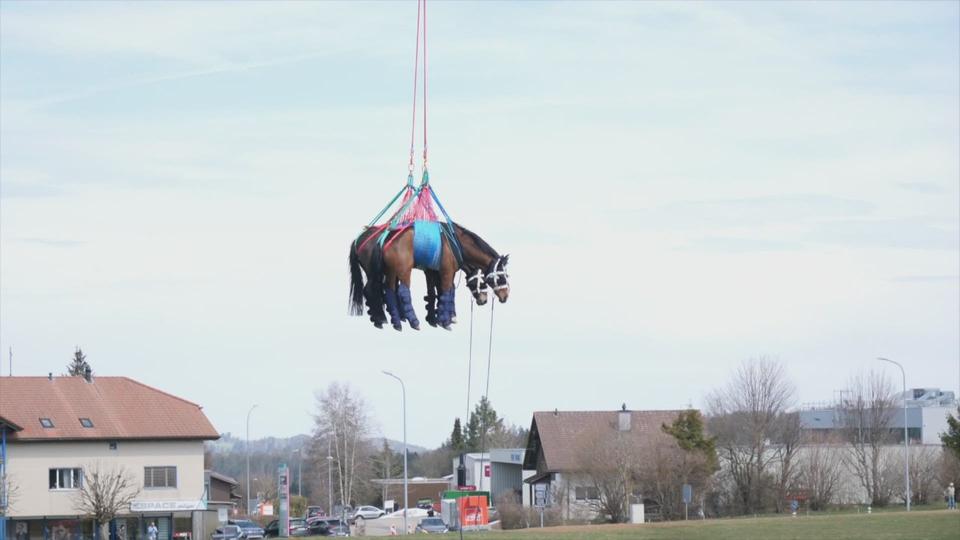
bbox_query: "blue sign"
[682,484,693,505]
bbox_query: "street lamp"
[246,404,259,516]
[292,449,303,498]
[878,357,910,511]
[383,370,408,535]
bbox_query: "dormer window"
[40,418,54,428]
[79,418,94,428]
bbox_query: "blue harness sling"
[413,219,443,271]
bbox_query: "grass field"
[457,509,959,540]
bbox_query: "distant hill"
[210,432,430,455]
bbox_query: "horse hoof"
[441,323,453,331]
[451,317,458,324]
[411,322,421,331]
[393,324,403,331]
[374,322,383,329]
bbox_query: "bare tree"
[770,412,802,512]
[73,464,140,540]
[1,472,20,515]
[312,382,372,511]
[797,436,844,510]
[577,432,640,523]
[707,357,796,514]
[905,445,941,505]
[838,370,898,506]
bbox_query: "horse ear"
[503,254,510,264]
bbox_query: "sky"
[1,1,958,449]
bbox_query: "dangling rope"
[422,0,428,171]
[407,0,421,176]
[465,298,474,429]
[476,301,495,507]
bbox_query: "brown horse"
[349,223,509,330]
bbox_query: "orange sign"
[456,495,488,527]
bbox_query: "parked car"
[415,518,449,534]
[324,523,350,537]
[211,526,244,540]
[306,517,349,537]
[228,520,264,540]
[305,506,326,520]
[351,505,385,521]
[264,519,309,538]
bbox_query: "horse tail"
[349,242,365,316]
[367,242,385,311]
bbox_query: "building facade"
[800,387,957,445]
[0,376,219,540]
[450,449,533,507]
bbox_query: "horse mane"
[453,223,499,258]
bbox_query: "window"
[574,486,600,501]
[49,468,83,490]
[145,466,177,488]
[109,441,118,450]
[79,418,94,428]
[39,418,54,428]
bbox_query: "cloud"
[13,238,85,248]
[890,275,959,284]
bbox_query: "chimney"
[48,372,53,381]
[83,365,93,383]
[617,403,631,432]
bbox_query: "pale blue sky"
[1,1,958,447]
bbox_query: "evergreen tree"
[662,409,719,472]
[67,347,92,377]
[942,406,960,460]
[465,397,505,451]
[449,418,465,452]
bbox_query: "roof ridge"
[118,377,204,409]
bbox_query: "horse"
[349,223,509,330]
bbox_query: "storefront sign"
[131,500,207,512]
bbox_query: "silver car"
[351,505,385,521]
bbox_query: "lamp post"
[246,404,259,516]
[383,370,408,535]
[292,449,303,498]
[878,357,910,511]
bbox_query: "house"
[522,407,683,520]
[0,374,219,540]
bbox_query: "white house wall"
[5,440,206,518]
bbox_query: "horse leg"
[364,282,386,329]
[397,267,420,330]
[424,271,439,327]
[436,251,458,330]
[383,270,403,331]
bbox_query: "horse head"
[466,267,489,305]
[485,254,510,303]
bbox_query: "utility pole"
[246,404,259,516]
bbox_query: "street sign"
[682,484,693,521]
[533,484,548,508]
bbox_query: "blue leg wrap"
[437,289,456,328]
[384,288,403,331]
[398,283,420,330]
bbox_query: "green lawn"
[460,509,959,540]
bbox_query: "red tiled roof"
[525,410,684,472]
[0,376,219,441]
